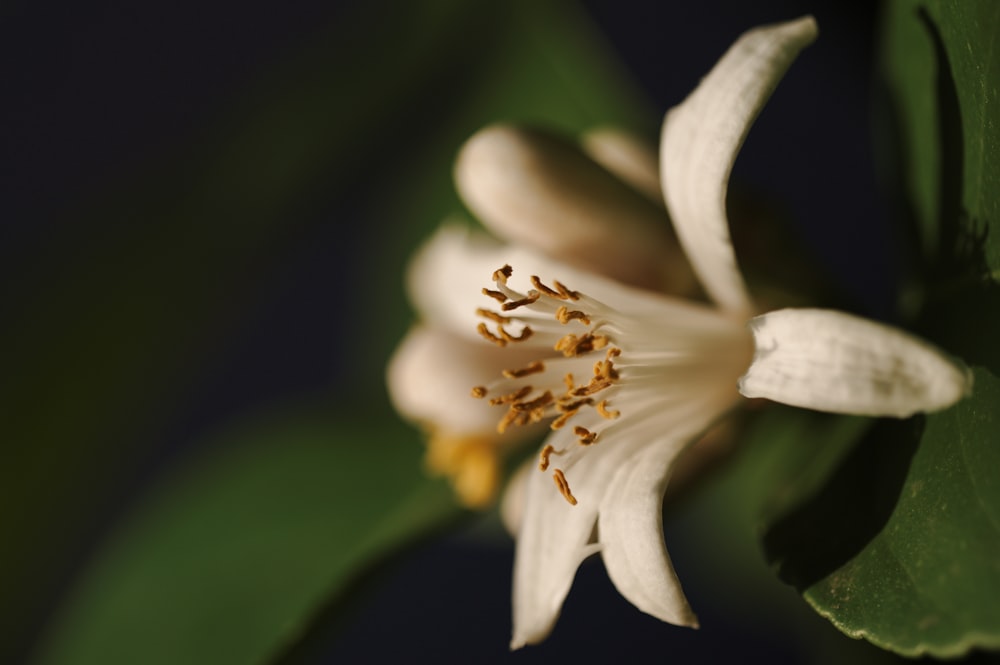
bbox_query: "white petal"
[738,308,973,417]
[455,124,695,293]
[598,390,737,627]
[406,225,506,339]
[409,224,727,339]
[581,127,662,204]
[511,428,602,649]
[500,459,533,537]
[511,386,738,647]
[660,16,818,314]
[386,325,537,435]
[598,443,697,628]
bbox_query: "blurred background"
[2,1,919,663]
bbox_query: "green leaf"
[880,0,1000,274]
[31,405,458,665]
[760,2,1000,656]
[800,367,1000,657]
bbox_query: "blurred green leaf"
[881,0,1000,269]
[32,405,457,665]
[752,2,1000,656]
[2,0,654,660]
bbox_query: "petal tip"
[739,308,974,417]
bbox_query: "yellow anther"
[555,333,610,357]
[493,264,513,284]
[539,444,555,471]
[502,292,541,311]
[593,359,619,381]
[424,434,500,508]
[513,390,554,412]
[538,443,567,471]
[471,386,488,398]
[573,378,614,397]
[555,305,591,325]
[499,324,534,343]
[574,426,598,445]
[497,407,519,434]
[489,385,532,406]
[563,373,575,392]
[482,287,508,303]
[554,280,580,301]
[551,411,576,430]
[558,397,593,413]
[477,322,507,347]
[477,308,511,324]
[531,275,563,298]
[502,360,545,379]
[552,469,578,505]
[597,399,620,419]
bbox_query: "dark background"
[2,1,899,663]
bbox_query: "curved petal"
[581,127,662,204]
[406,225,508,339]
[598,442,697,628]
[738,308,973,417]
[660,16,818,314]
[511,384,739,647]
[511,428,602,649]
[500,459,533,536]
[598,389,737,627]
[455,124,695,293]
[386,325,537,435]
[409,225,727,339]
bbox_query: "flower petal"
[738,308,973,417]
[660,16,818,314]
[598,442,697,628]
[409,225,726,339]
[386,325,537,435]
[581,127,662,203]
[511,384,739,647]
[598,389,737,627]
[511,428,602,649]
[455,124,695,293]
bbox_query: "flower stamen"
[512,390,554,412]
[502,292,541,311]
[472,265,634,506]
[477,308,512,324]
[492,264,512,285]
[538,443,566,471]
[554,280,580,301]
[489,385,533,406]
[503,360,546,379]
[552,468,578,505]
[554,333,609,357]
[597,399,620,419]
[530,275,564,298]
[477,322,507,347]
[499,324,534,343]
[574,426,598,445]
[481,287,508,303]
[555,305,591,325]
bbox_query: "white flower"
[387,15,972,648]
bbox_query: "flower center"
[471,264,754,507]
[471,265,629,506]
